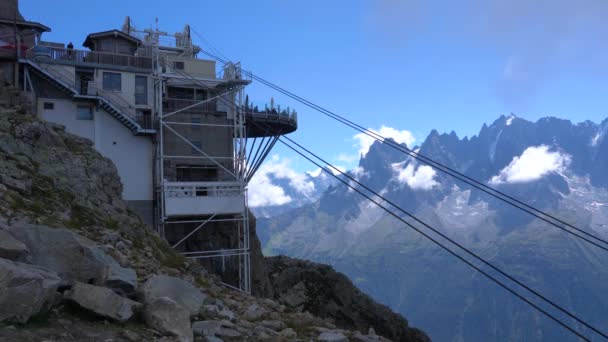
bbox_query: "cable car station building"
[0,1,297,292]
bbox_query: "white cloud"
[354,126,415,157]
[336,153,359,164]
[392,162,439,190]
[329,165,346,176]
[489,145,571,185]
[248,155,315,207]
[351,166,368,179]
[306,168,324,178]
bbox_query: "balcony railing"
[26,46,153,71]
[165,181,243,198]
[163,181,245,216]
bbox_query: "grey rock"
[0,229,29,261]
[199,305,236,321]
[279,281,308,308]
[192,320,222,336]
[121,330,141,342]
[242,303,268,322]
[8,224,137,296]
[139,275,206,316]
[260,320,287,331]
[0,258,61,323]
[352,332,383,342]
[204,337,223,342]
[319,331,349,342]
[278,328,297,339]
[192,320,241,339]
[143,297,193,342]
[64,282,141,322]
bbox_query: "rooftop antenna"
[121,16,132,35]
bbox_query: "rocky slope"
[0,105,428,341]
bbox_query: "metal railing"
[163,98,218,114]
[246,110,297,124]
[164,181,243,198]
[27,60,151,129]
[26,46,153,70]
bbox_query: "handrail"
[163,97,217,113]
[26,46,153,70]
[27,59,141,126]
[164,181,243,198]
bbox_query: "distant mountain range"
[255,114,608,341]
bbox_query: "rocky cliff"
[0,105,428,341]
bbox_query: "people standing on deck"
[67,42,74,60]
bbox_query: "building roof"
[0,19,51,32]
[82,29,141,49]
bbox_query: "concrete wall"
[0,0,23,21]
[166,56,216,78]
[38,98,154,201]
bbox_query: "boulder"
[192,320,222,337]
[319,331,349,342]
[279,328,297,339]
[260,320,287,331]
[143,297,193,342]
[192,320,242,339]
[0,258,61,323]
[64,282,141,322]
[352,332,384,342]
[0,230,29,262]
[8,224,137,296]
[139,275,206,316]
[242,303,268,322]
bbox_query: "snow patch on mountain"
[489,145,570,185]
[435,186,490,230]
[561,175,608,235]
[344,201,385,235]
[506,114,516,126]
[488,129,503,162]
[591,127,606,146]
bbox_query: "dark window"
[43,102,54,110]
[102,72,121,91]
[195,89,207,101]
[77,106,93,120]
[135,76,148,105]
[136,109,152,129]
[176,165,218,182]
[174,61,185,70]
[167,87,194,100]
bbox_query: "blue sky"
[21,0,608,173]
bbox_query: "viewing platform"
[163,181,245,217]
[25,46,153,72]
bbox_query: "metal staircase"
[22,58,155,135]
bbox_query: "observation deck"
[245,110,297,137]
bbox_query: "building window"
[173,61,185,70]
[102,72,121,91]
[77,106,93,120]
[43,102,54,110]
[195,89,207,101]
[135,75,148,105]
